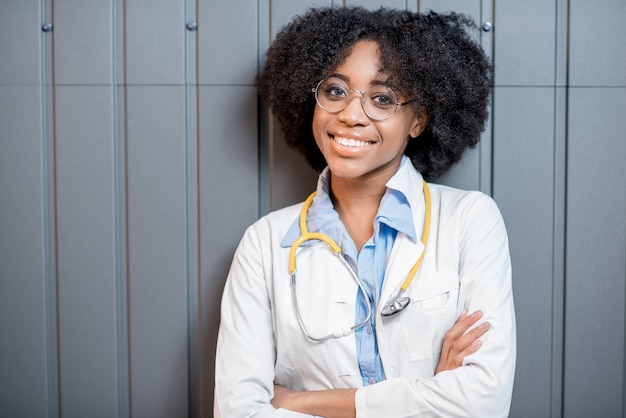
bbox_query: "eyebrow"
[327,73,393,88]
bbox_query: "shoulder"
[427,183,506,235]
[429,183,500,214]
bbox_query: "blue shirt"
[281,157,417,385]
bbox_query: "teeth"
[335,137,370,148]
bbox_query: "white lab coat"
[214,163,516,417]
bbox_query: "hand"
[271,384,298,410]
[436,309,490,374]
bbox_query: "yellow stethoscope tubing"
[289,240,372,342]
[289,192,374,341]
[290,179,431,289]
[400,179,431,292]
[287,179,431,338]
[288,232,341,275]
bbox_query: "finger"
[443,322,490,371]
[449,321,490,354]
[441,310,483,351]
[437,318,490,374]
[452,328,489,364]
[453,310,483,336]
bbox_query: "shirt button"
[368,377,377,385]
[366,326,372,335]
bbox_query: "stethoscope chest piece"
[381,291,411,316]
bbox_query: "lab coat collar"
[386,156,426,219]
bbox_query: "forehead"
[326,40,406,95]
[329,40,401,88]
[334,41,382,73]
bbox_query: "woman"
[214,7,515,417]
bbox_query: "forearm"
[273,386,357,418]
[356,358,514,417]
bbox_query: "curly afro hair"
[258,6,492,180]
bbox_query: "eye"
[369,91,397,108]
[324,84,349,100]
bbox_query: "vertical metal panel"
[198,85,259,417]
[125,86,189,418]
[197,0,258,85]
[551,4,569,415]
[0,5,53,418]
[55,86,119,418]
[53,0,113,85]
[564,87,626,418]
[183,3,201,416]
[434,147,482,191]
[492,87,562,418]
[112,88,130,418]
[125,0,186,85]
[494,0,557,86]
[268,0,332,33]
[0,86,49,417]
[554,0,569,87]
[549,86,568,418]
[569,0,626,87]
[0,0,41,84]
[268,129,320,211]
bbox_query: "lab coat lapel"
[380,160,428,310]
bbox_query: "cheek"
[312,108,327,144]
[392,114,420,142]
[312,106,324,127]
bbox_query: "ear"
[409,109,428,139]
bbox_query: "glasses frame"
[312,77,417,121]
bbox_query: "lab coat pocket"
[400,272,459,362]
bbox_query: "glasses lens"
[363,86,399,120]
[315,77,350,113]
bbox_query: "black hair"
[258,6,492,180]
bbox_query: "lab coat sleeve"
[355,193,516,417]
[214,220,319,418]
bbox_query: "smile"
[332,136,373,148]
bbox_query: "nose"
[338,90,369,125]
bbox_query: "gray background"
[1,0,625,417]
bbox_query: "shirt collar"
[280,156,421,248]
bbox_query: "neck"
[330,177,386,210]
[329,176,388,251]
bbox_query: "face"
[312,41,425,185]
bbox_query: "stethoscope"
[288,180,432,341]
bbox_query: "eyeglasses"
[312,77,416,121]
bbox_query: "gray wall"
[0,1,624,417]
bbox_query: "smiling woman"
[311,41,424,192]
[258,7,492,181]
[214,6,515,418]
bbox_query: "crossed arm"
[271,309,489,418]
